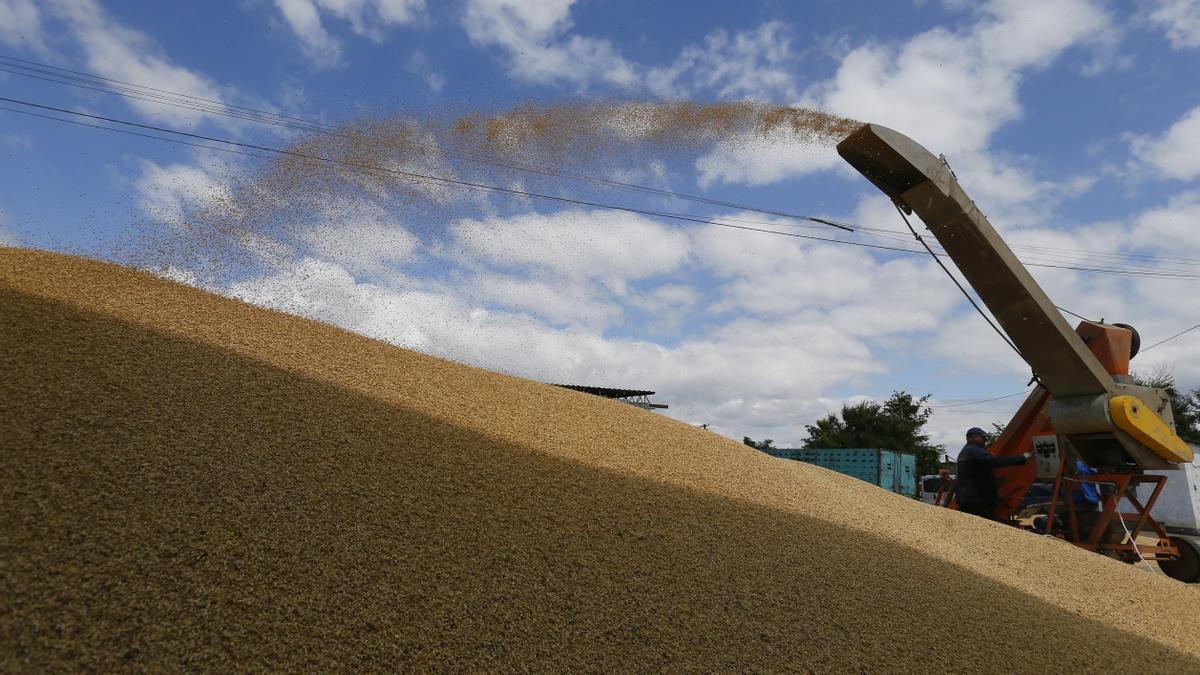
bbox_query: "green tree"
[802,391,946,476]
[1133,370,1200,441]
[743,436,775,450]
[981,421,1007,446]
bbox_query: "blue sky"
[2,0,1199,450]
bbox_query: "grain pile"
[4,246,1200,672]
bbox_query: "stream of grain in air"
[120,101,860,285]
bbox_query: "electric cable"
[0,55,855,231]
[927,390,1032,408]
[1140,323,1200,354]
[0,99,906,249]
[6,53,1200,272]
[4,93,1200,280]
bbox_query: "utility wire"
[931,323,1200,406]
[927,390,1032,408]
[0,55,855,231]
[5,94,1200,281]
[7,53,1200,271]
[0,98,899,248]
[1140,324,1200,354]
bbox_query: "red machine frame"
[951,322,1179,563]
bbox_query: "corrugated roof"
[552,384,656,399]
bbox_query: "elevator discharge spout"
[836,124,1191,471]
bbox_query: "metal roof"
[552,383,656,399]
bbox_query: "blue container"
[761,447,917,497]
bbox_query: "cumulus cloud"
[698,0,1111,210]
[646,21,801,100]
[135,158,235,225]
[299,199,421,276]
[810,0,1110,155]
[1129,105,1200,181]
[0,0,44,53]
[206,199,1018,447]
[225,253,886,445]
[0,207,18,246]
[271,0,426,68]
[1145,0,1200,49]
[453,271,623,329]
[406,50,445,92]
[40,0,230,129]
[461,1,811,101]
[448,209,690,294]
[461,0,637,88]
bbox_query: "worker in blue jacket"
[956,427,1033,521]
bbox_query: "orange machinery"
[837,124,1199,582]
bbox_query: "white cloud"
[202,198,986,446]
[646,21,801,100]
[1134,191,1200,248]
[461,2,811,101]
[1,133,34,152]
[1129,106,1200,181]
[448,209,690,294]
[695,130,843,188]
[406,50,445,92]
[1146,0,1200,49]
[0,207,18,246]
[274,0,343,67]
[0,0,44,53]
[455,271,622,329]
[271,0,426,67]
[461,0,637,88]
[693,219,962,338]
[225,254,885,445]
[134,158,236,225]
[699,0,1112,196]
[299,199,420,274]
[43,0,229,129]
[629,283,699,331]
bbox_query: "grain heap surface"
[4,246,1200,672]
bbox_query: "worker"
[956,427,1033,521]
[1072,459,1101,510]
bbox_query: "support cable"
[1140,324,1200,354]
[893,201,1027,361]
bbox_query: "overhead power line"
[0,54,854,231]
[0,97,898,248]
[927,390,1032,408]
[1140,324,1200,354]
[3,93,1200,281]
[7,52,1200,272]
[6,52,1200,273]
[929,321,1200,407]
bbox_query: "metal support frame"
[1045,460,1178,562]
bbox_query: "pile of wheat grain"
[3,246,1199,671]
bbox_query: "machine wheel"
[1160,536,1200,583]
[1114,323,1141,360]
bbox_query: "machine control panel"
[1032,434,1061,481]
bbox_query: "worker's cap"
[965,427,986,438]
